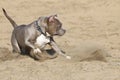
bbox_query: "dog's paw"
[34,48,41,54]
[66,56,71,60]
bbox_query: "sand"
[0,0,120,80]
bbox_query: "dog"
[2,8,71,60]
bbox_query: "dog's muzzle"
[58,29,66,36]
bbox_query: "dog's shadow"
[45,49,56,55]
[45,49,65,55]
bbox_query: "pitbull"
[2,8,71,60]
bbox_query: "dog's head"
[37,15,66,36]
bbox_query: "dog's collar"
[35,19,51,37]
[35,20,46,35]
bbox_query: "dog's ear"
[48,14,57,22]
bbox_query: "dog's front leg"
[25,39,41,54]
[25,39,43,60]
[49,37,71,59]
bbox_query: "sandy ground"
[0,0,120,80]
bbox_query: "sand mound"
[66,40,109,62]
[0,47,26,62]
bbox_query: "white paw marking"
[34,48,41,53]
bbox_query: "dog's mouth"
[52,32,65,36]
[56,33,64,36]
[47,29,66,36]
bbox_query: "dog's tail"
[2,8,18,28]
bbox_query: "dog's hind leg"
[11,32,21,53]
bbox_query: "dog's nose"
[57,28,66,36]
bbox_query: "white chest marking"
[35,34,50,48]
